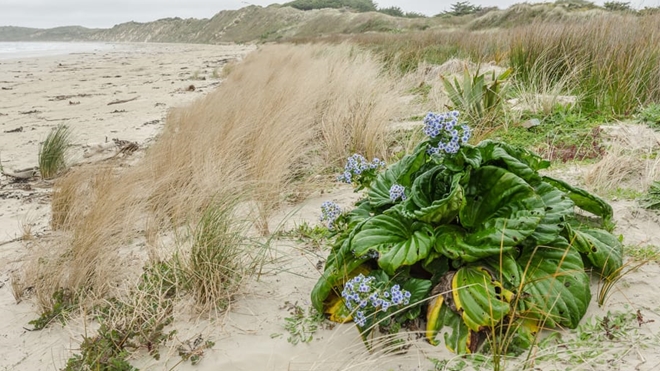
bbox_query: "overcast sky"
[1,0,656,29]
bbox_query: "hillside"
[0,5,438,44]
[0,2,652,44]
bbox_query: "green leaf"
[400,277,432,307]
[564,224,623,277]
[310,255,366,314]
[517,245,591,329]
[543,175,613,226]
[442,144,482,172]
[458,166,545,258]
[352,213,434,275]
[451,266,511,332]
[312,217,373,313]
[368,145,427,209]
[435,225,518,263]
[408,168,465,224]
[477,141,549,184]
[481,253,524,290]
[442,304,473,354]
[525,182,575,246]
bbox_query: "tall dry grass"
[292,13,660,116]
[26,43,404,312]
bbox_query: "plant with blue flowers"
[337,154,386,190]
[312,111,622,354]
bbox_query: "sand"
[1,43,660,371]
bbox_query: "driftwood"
[107,96,139,106]
[3,126,23,133]
[2,167,39,180]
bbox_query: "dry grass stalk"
[24,43,403,314]
[585,127,660,194]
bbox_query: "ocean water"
[0,42,114,60]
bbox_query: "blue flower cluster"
[320,201,342,229]
[389,184,406,202]
[341,274,412,327]
[423,111,471,155]
[337,154,385,184]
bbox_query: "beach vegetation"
[177,199,250,312]
[38,124,71,179]
[312,111,622,359]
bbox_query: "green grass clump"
[182,200,249,311]
[38,124,71,179]
[488,108,605,162]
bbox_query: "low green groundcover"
[312,111,622,354]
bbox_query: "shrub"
[284,0,376,12]
[38,124,71,179]
[604,1,632,11]
[443,1,483,16]
[312,111,622,355]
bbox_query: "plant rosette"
[311,111,623,354]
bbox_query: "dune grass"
[24,44,403,323]
[292,12,660,120]
[38,124,71,179]
[179,199,249,312]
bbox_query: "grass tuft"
[180,200,248,312]
[38,124,71,179]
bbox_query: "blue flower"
[320,201,342,229]
[389,184,406,202]
[381,300,391,311]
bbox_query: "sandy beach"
[2,42,660,371]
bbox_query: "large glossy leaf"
[517,244,591,328]
[435,225,519,263]
[543,175,613,226]
[368,145,427,209]
[564,224,623,277]
[458,166,545,257]
[352,213,434,275]
[525,182,575,246]
[407,167,465,224]
[481,253,524,291]
[451,266,511,332]
[477,141,549,185]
